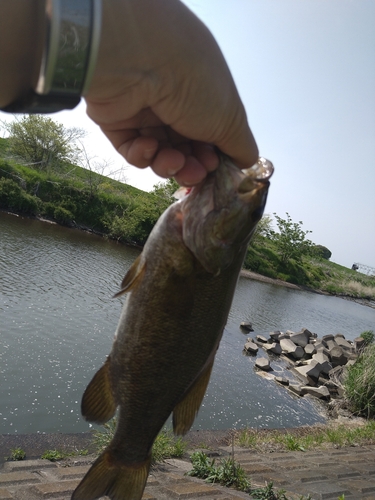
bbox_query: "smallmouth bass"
[72,154,273,500]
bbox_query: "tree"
[151,178,180,205]
[2,115,85,170]
[268,212,313,264]
[252,213,273,243]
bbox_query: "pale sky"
[1,0,374,269]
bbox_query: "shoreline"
[1,416,370,465]
[2,209,374,308]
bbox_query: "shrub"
[361,330,374,346]
[53,206,74,225]
[344,344,375,418]
[0,177,39,214]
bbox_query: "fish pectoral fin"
[72,449,150,500]
[113,254,146,298]
[173,360,214,436]
[81,357,117,424]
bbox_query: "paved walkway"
[1,444,375,500]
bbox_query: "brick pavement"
[1,445,375,500]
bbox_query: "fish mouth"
[238,157,274,194]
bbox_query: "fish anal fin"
[81,357,117,424]
[173,360,214,436]
[113,254,146,298]
[72,450,150,500]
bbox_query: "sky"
[1,0,374,269]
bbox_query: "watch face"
[1,90,81,114]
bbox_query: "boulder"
[322,334,335,345]
[301,327,317,339]
[301,385,330,400]
[326,339,338,352]
[330,346,348,367]
[335,337,355,352]
[294,359,322,384]
[288,384,303,396]
[269,330,281,341]
[354,337,366,352]
[312,351,332,375]
[334,333,345,339]
[289,331,309,348]
[240,322,254,332]
[256,334,268,343]
[278,332,290,340]
[244,341,258,354]
[280,338,304,359]
[304,344,316,357]
[255,357,271,371]
[263,342,282,355]
[275,376,289,386]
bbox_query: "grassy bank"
[1,136,374,300]
[245,237,375,300]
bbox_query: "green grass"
[235,421,375,452]
[6,447,26,461]
[41,449,88,461]
[343,343,375,418]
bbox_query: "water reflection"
[1,212,374,434]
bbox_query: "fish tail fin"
[81,357,117,424]
[72,449,151,500]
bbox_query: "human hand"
[85,0,258,186]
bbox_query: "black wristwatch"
[1,0,101,115]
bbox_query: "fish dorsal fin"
[172,360,214,436]
[81,357,117,424]
[113,254,146,298]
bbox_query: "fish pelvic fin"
[81,357,117,424]
[113,254,146,298]
[173,360,214,436]
[72,450,151,500]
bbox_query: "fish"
[72,154,273,500]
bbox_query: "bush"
[361,330,374,346]
[53,206,74,225]
[0,177,39,214]
[344,344,375,418]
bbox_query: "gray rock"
[289,331,309,348]
[278,332,290,340]
[304,344,316,356]
[322,334,335,344]
[275,376,289,386]
[285,329,296,335]
[354,337,366,352]
[244,341,258,354]
[256,334,268,343]
[255,357,271,371]
[301,385,330,400]
[301,327,317,339]
[334,333,346,339]
[280,338,304,359]
[269,330,281,341]
[330,346,348,367]
[335,336,355,352]
[326,339,338,352]
[288,384,303,396]
[240,322,254,332]
[312,351,332,374]
[263,342,282,355]
[295,359,322,384]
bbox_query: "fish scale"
[72,154,273,500]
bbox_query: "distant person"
[0,0,258,186]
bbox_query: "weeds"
[41,449,88,461]
[235,422,375,452]
[343,343,375,418]
[187,451,251,493]
[7,448,26,461]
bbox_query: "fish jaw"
[181,155,273,275]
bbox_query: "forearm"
[0,0,45,107]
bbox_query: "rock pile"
[244,327,362,402]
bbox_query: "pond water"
[1,212,374,434]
